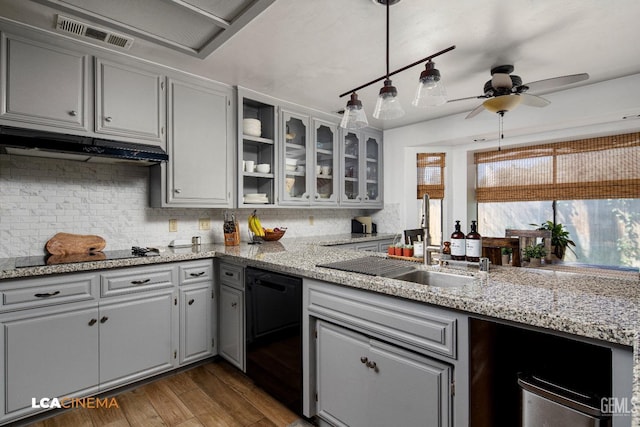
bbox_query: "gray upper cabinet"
[280,109,311,205]
[0,33,89,131]
[312,118,339,206]
[95,58,165,146]
[340,128,383,208]
[150,77,234,208]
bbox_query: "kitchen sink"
[390,269,474,288]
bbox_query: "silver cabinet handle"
[175,189,182,194]
[69,110,78,117]
[131,279,151,285]
[34,291,60,298]
[105,116,113,123]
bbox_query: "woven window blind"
[417,153,445,199]
[475,132,640,202]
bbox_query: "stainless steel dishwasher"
[519,374,611,426]
[245,267,302,415]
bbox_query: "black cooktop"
[15,247,159,268]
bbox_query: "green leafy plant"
[523,244,547,260]
[501,247,513,255]
[531,221,576,258]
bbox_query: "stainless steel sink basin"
[391,269,474,288]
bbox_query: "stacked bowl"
[243,119,261,137]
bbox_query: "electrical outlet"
[169,219,178,232]
[199,218,211,230]
[309,215,314,226]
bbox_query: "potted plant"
[531,221,576,260]
[523,244,547,267]
[501,247,512,266]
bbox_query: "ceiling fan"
[449,65,589,119]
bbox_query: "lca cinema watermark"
[600,397,636,416]
[31,396,119,409]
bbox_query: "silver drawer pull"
[190,272,205,277]
[34,291,60,298]
[131,279,151,285]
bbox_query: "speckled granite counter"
[1,236,639,424]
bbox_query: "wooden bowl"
[261,228,286,241]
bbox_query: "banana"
[248,210,265,237]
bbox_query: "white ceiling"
[2,0,640,130]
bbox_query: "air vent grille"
[55,15,133,50]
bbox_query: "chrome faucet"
[421,193,441,266]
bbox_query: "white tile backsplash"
[0,154,391,257]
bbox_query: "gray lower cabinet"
[316,320,451,427]
[0,259,216,425]
[98,291,175,389]
[217,261,245,371]
[326,238,394,253]
[1,304,99,417]
[219,284,244,370]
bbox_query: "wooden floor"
[25,360,301,427]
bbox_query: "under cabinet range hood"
[0,126,168,165]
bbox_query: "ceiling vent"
[55,14,134,50]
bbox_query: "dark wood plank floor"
[25,360,300,427]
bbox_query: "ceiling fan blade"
[465,104,486,119]
[519,93,551,108]
[523,73,589,92]
[447,95,487,103]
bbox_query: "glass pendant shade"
[412,60,447,107]
[373,79,404,120]
[340,92,369,129]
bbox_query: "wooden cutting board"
[45,232,106,255]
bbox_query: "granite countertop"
[1,234,640,424]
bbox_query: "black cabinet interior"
[469,318,612,427]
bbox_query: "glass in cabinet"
[341,131,362,203]
[313,119,339,204]
[280,110,310,204]
[340,128,383,207]
[240,96,276,206]
[364,130,382,205]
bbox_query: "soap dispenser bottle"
[465,220,482,262]
[450,221,466,261]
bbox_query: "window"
[417,153,445,245]
[475,133,640,268]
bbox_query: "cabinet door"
[316,320,452,427]
[1,305,99,415]
[95,58,165,144]
[165,78,233,207]
[312,118,339,205]
[363,129,383,207]
[368,340,452,427]
[316,320,369,427]
[280,109,311,204]
[340,130,362,205]
[1,34,88,131]
[98,291,175,388]
[179,284,213,365]
[219,284,244,370]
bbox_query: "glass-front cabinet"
[280,110,310,204]
[312,119,339,205]
[340,128,383,208]
[239,90,276,207]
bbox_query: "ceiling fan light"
[482,95,523,113]
[340,92,369,129]
[412,60,447,107]
[373,79,404,120]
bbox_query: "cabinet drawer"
[101,265,175,297]
[1,273,98,311]
[179,260,213,285]
[307,280,457,359]
[219,262,243,290]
